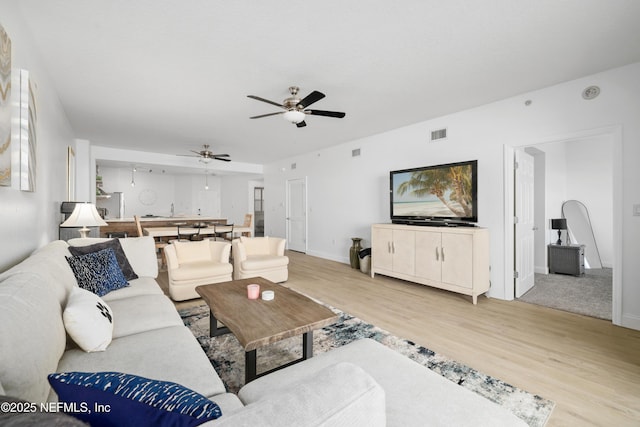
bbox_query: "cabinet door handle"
[435,247,439,261]
[441,247,445,262]
[392,242,395,254]
[388,241,391,253]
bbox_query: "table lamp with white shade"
[60,202,108,238]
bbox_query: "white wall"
[264,62,640,330]
[220,175,263,227]
[98,166,223,218]
[0,6,75,271]
[565,136,613,267]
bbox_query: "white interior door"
[286,178,307,252]
[515,150,535,297]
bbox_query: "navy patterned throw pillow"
[48,372,222,427]
[69,239,139,281]
[66,248,129,296]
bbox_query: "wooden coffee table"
[196,277,338,383]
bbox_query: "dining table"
[143,223,234,240]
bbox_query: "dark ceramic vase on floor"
[350,237,362,269]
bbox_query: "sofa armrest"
[209,362,385,426]
[268,237,286,256]
[231,240,247,262]
[164,244,179,271]
[209,241,231,263]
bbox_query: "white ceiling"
[15,0,640,171]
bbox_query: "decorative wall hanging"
[0,24,11,187]
[67,146,75,201]
[20,69,37,192]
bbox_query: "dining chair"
[211,223,234,241]
[232,213,253,238]
[134,215,168,268]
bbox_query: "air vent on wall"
[352,148,361,157]
[430,128,447,142]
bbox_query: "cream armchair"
[232,236,289,283]
[164,240,233,301]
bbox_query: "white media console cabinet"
[371,223,490,304]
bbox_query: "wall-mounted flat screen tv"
[390,160,478,225]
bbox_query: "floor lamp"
[61,202,108,238]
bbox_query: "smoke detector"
[582,86,600,100]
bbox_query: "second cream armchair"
[232,236,289,283]
[164,240,233,301]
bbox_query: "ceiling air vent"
[430,128,447,142]
[352,148,361,157]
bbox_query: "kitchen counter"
[100,217,227,237]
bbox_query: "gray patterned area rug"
[180,304,554,427]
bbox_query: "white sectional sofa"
[0,237,527,426]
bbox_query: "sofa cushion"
[241,254,289,270]
[108,294,184,338]
[173,240,210,264]
[0,240,76,305]
[240,236,269,255]
[101,277,164,302]
[69,239,138,281]
[56,326,227,399]
[214,362,385,427]
[66,248,129,297]
[69,237,158,279]
[63,287,114,352]
[48,371,222,426]
[170,261,233,282]
[238,338,528,427]
[0,272,67,403]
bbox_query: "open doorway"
[506,127,621,322]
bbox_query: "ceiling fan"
[179,145,231,163]
[248,86,346,128]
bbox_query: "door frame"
[285,177,308,253]
[503,125,623,325]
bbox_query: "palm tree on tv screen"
[397,165,473,217]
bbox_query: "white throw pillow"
[240,236,270,255]
[63,287,114,352]
[174,240,210,264]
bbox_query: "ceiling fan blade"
[306,109,346,118]
[296,121,307,128]
[214,156,232,162]
[213,153,230,157]
[247,95,284,108]
[297,91,325,109]
[250,111,285,119]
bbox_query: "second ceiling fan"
[248,86,345,128]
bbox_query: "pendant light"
[131,166,136,187]
[204,170,209,190]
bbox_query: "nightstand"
[548,244,585,276]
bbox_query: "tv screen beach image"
[392,163,474,218]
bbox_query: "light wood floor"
[163,251,640,427]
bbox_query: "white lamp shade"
[283,110,306,124]
[61,203,108,228]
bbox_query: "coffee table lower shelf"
[209,310,314,383]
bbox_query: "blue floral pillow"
[48,372,222,427]
[66,248,129,296]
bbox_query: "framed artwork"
[67,146,75,201]
[20,70,37,192]
[0,24,11,187]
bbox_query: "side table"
[548,244,585,276]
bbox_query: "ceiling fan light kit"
[248,86,345,128]
[283,109,306,124]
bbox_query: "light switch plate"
[634,204,640,216]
